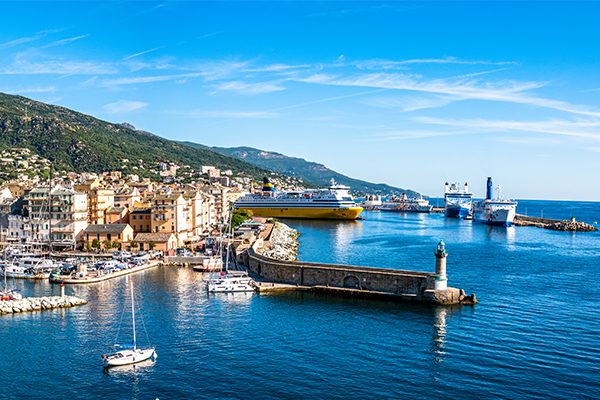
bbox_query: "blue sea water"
[1,200,599,399]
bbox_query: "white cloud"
[40,34,89,49]
[102,100,148,114]
[0,53,116,75]
[122,47,163,60]
[212,80,286,95]
[2,86,57,95]
[181,110,277,119]
[414,116,600,141]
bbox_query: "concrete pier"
[60,260,161,284]
[243,237,476,306]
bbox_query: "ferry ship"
[233,178,363,220]
[473,177,517,226]
[359,194,383,210]
[380,193,433,213]
[444,182,473,219]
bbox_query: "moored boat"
[444,182,473,219]
[473,177,517,226]
[380,193,432,213]
[234,178,363,220]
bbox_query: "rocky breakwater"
[514,215,598,232]
[0,296,87,315]
[257,222,299,261]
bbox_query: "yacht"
[380,193,433,213]
[473,177,517,226]
[102,280,157,368]
[234,178,363,220]
[444,182,473,219]
[207,270,255,293]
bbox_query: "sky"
[1,1,600,200]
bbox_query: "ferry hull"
[235,206,363,220]
[445,206,471,219]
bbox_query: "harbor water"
[1,200,599,399]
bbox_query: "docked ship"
[473,177,517,226]
[359,194,383,210]
[380,193,433,213]
[444,182,473,219]
[233,178,363,220]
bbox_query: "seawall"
[243,223,476,306]
[0,296,87,315]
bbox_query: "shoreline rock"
[0,296,87,315]
[257,222,300,261]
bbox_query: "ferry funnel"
[464,182,469,193]
[486,177,493,200]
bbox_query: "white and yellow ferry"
[233,178,363,220]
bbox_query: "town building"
[82,223,134,250]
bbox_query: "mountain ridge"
[180,143,418,196]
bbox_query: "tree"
[91,239,100,250]
[148,241,156,250]
[103,239,112,250]
[231,209,253,229]
[111,241,121,249]
[130,239,138,250]
[84,242,92,252]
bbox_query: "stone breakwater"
[257,222,300,261]
[0,296,87,315]
[514,215,597,232]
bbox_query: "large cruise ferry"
[473,177,517,226]
[233,178,363,220]
[380,193,433,213]
[444,182,473,219]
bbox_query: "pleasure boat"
[102,280,157,368]
[207,271,255,293]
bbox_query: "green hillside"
[181,143,418,196]
[0,92,266,178]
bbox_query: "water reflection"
[431,307,448,364]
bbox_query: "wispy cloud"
[0,53,116,75]
[1,86,57,95]
[122,46,163,60]
[102,100,148,114]
[0,30,54,50]
[212,80,286,95]
[178,110,277,119]
[354,57,516,70]
[414,116,600,141]
[40,34,89,49]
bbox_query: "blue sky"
[1,1,600,200]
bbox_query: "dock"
[60,260,161,284]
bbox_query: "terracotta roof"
[84,224,131,234]
[134,232,175,243]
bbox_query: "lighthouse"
[434,240,448,290]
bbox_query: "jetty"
[0,295,87,315]
[240,223,476,306]
[513,214,597,231]
[60,260,162,284]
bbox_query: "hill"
[182,144,418,196]
[0,92,266,179]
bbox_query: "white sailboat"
[207,208,255,293]
[102,280,157,368]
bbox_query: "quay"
[241,233,476,306]
[60,260,162,284]
[0,295,87,315]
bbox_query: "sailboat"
[206,208,255,293]
[102,280,157,368]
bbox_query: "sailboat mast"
[130,279,137,350]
